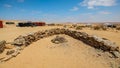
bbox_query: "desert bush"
[93,26,101,30]
[56,24,63,26]
[76,26,82,30]
[63,25,67,28]
[102,28,107,30]
[69,26,73,28]
[93,25,107,30]
[116,27,120,30]
[72,24,77,28]
[101,26,107,30]
[47,23,55,26]
[85,24,92,28]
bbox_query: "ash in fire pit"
[51,35,67,44]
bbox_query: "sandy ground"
[0,25,63,42]
[0,25,120,68]
[0,35,111,68]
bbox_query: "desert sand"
[0,25,120,68]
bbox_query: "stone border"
[0,40,6,53]
[0,28,120,62]
[13,28,119,52]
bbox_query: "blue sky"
[0,0,120,23]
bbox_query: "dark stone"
[51,36,67,44]
[0,40,6,53]
[6,50,15,55]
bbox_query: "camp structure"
[33,22,46,26]
[104,23,116,28]
[17,21,46,27]
[6,22,15,24]
[0,20,3,28]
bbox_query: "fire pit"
[51,35,67,44]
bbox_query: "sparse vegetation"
[93,26,101,30]
[69,26,73,28]
[76,26,82,30]
[47,23,55,26]
[72,24,77,28]
[93,25,107,30]
[116,27,120,30]
[101,26,107,30]
[63,25,67,28]
[55,24,63,26]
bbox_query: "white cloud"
[99,11,111,14]
[4,4,12,8]
[80,0,117,9]
[70,6,79,11]
[17,0,24,3]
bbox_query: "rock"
[111,51,120,58]
[11,51,20,57]
[0,46,21,62]
[27,32,36,42]
[5,44,14,49]
[7,28,119,59]
[51,36,67,44]
[92,35,103,42]
[0,40,6,53]
[13,36,26,46]
[6,50,15,55]
[1,55,13,62]
[91,35,119,52]
[34,32,40,41]
[54,41,59,44]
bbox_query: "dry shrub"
[93,25,107,30]
[69,26,73,28]
[5,44,14,49]
[56,24,63,26]
[93,26,101,30]
[76,26,82,30]
[68,25,77,28]
[116,27,120,30]
[63,25,67,28]
[85,25,92,28]
[72,24,77,28]
[101,26,107,30]
[47,23,55,26]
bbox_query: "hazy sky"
[0,0,120,23]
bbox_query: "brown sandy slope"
[0,35,111,68]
